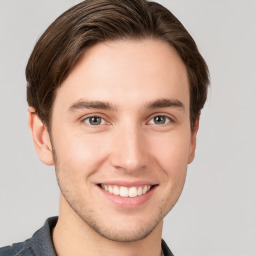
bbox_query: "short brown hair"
[26,0,209,130]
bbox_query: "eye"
[83,116,106,126]
[148,115,172,125]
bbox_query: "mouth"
[98,184,155,198]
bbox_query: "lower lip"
[97,185,156,208]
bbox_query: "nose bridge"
[110,120,148,171]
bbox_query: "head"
[27,0,209,243]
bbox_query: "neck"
[52,195,163,256]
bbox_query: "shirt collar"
[31,217,174,256]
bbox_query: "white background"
[0,1,255,255]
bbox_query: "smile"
[100,184,152,198]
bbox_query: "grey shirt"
[0,217,174,256]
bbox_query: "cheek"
[148,133,190,214]
[52,129,109,176]
[150,130,191,178]
[52,133,108,199]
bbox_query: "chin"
[83,217,160,242]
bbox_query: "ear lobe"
[188,115,200,164]
[28,107,54,166]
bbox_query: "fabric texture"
[0,217,174,256]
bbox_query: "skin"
[29,39,199,256]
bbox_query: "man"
[0,0,209,255]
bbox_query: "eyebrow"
[69,100,116,111]
[69,98,185,112]
[146,98,185,110]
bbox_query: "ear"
[28,107,54,166]
[188,114,200,164]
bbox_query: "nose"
[109,124,149,172]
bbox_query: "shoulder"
[0,239,35,256]
[0,217,58,256]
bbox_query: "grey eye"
[84,116,105,126]
[149,115,171,125]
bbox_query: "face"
[34,39,198,242]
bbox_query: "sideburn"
[48,131,58,165]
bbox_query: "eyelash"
[82,114,174,127]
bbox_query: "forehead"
[54,39,189,111]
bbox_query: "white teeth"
[113,185,119,195]
[101,184,152,197]
[137,186,142,196]
[120,186,129,197]
[128,187,137,197]
[142,185,148,194]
